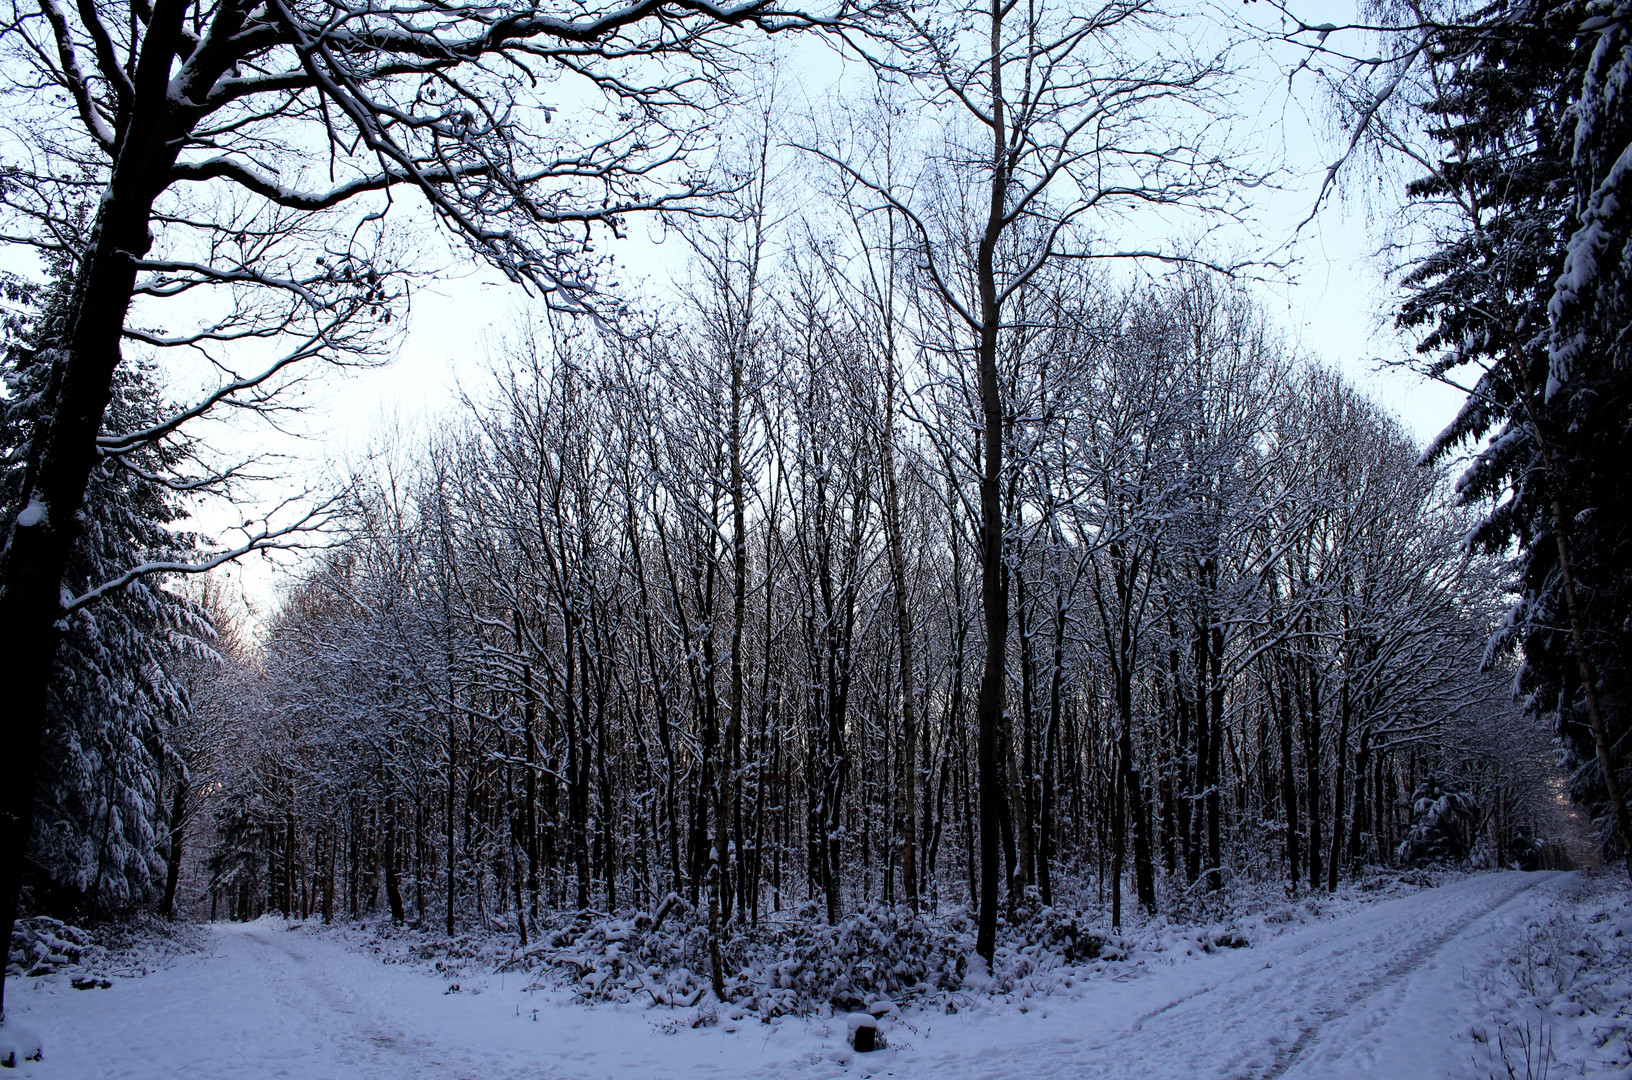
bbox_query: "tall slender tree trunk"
[1039,595,1066,906]
[1205,623,1224,891]
[1013,572,1037,896]
[723,336,749,924]
[1172,640,1196,883]
[568,617,591,911]
[159,774,188,919]
[515,611,541,918]
[384,794,406,924]
[1349,729,1371,870]
[1275,659,1301,893]
[1111,754,1125,930]
[1328,670,1352,893]
[973,0,1011,964]
[883,383,920,909]
[446,701,458,935]
[1301,649,1324,894]
[1118,673,1157,914]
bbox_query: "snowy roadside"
[1468,873,1632,1079]
[2,914,208,1069]
[287,864,1480,1019]
[6,913,209,984]
[3,870,1626,1079]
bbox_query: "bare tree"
[802,0,1244,960]
[0,0,881,1013]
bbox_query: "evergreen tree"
[2,279,211,917]
[1397,775,1478,866]
[1399,0,1632,873]
[1545,0,1632,874]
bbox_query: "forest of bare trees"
[5,0,1628,1034]
[192,263,1558,959]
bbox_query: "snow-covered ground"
[5,870,1628,1079]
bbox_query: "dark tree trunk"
[1328,673,1352,893]
[970,0,1013,963]
[1119,694,1157,915]
[1206,623,1224,891]
[0,19,188,1003]
[883,392,920,909]
[160,775,188,919]
[1350,730,1371,871]
[1300,650,1323,894]
[1276,659,1301,893]
[1039,595,1066,906]
[446,699,458,935]
[1111,756,1125,930]
[1013,571,1037,896]
[384,796,406,924]
[1170,638,1196,883]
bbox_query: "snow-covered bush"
[1011,903,1109,965]
[6,911,204,983]
[6,916,101,978]
[524,904,719,1007]
[728,903,969,1014]
[493,900,970,1015]
[501,896,1157,1014]
[1473,875,1632,1078]
[325,864,1474,1024]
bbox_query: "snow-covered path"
[7,871,1573,1080]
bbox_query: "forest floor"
[4,869,1630,1080]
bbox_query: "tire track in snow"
[234,926,460,1078]
[1124,871,1552,1048]
[912,872,1563,1080]
[10,872,1567,1080]
[1253,871,1554,1080]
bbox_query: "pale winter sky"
[299,0,1462,471]
[15,0,1462,610]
